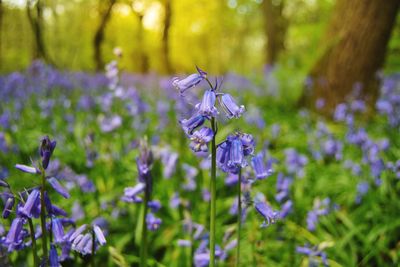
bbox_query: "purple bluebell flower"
[279,200,292,219]
[334,103,347,121]
[189,127,214,152]
[251,153,273,180]
[180,114,206,135]
[48,177,70,199]
[2,195,15,219]
[169,192,180,208]
[15,164,38,174]
[6,217,24,245]
[146,213,162,231]
[136,143,153,184]
[122,183,145,203]
[69,224,87,242]
[275,173,291,203]
[296,244,328,266]
[52,217,65,244]
[49,244,59,266]
[173,67,207,94]
[99,115,122,133]
[19,189,40,218]
[228,136,245,168]
[40,136,57,169]
[196,90,219,117]
[355,181,369,204]
[254,193,279,228]
[285,148,308,178]
[306,198,330,231]
[148,200,161,212]
[219,93,245,119]
[178,239,192,247]
[93,225,106,246]
[239,133,255,156]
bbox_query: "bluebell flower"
[180,114,206,135]
[49,244,59,266]
[15,164,39,174]
[52,217,65,244]
[122,183,145,203]
[148,200,161,212]
[173,67,207,94]
[296,244,328,266]
[189,127,214,152]
[6,217,24,245]
[39,136,57,169]
[2,195,14,219]
[275,173,292,203]
[219,93,245,119]
[306,198,330,231]
[146,213,162,231]
[196,90,219,117]
[93,225,106,246]
[279,200,292,219]
[355,181,369,204]
[251,153,273,180]
[254,193,279,228]
[19,189,40,218]
[48,177,70,199]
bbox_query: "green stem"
[140,185,149,267]
[40,169,48,266]
[28,218,39,267]
[91,227,96,267]
[209,117,217,267]
[235,168,242,267]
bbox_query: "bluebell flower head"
[6,217,25,245]
[2,195,15,219]
[93,224,106,246]
[15,164,39,174]
[122,182,145,203]
[136,141,153,184]
[219,93,245,119]
[146,213,162,231]
[52,217,65,244]
[148,200,162,212]
[19,189,40,218]
[196,90,219,117]
[49,244,59,266]
[48,177,70,199]
[189,127,214,152]
[180,114,206,135]
[251,153,273,180]
[39,136,57,169]
[254,193,279,228]
[173,67,207,94]
[296,244,329,267]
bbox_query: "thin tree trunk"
[262,0,287,65]
[161,0,172,74]
[131,7,149,73]
[93,0,116,71]
[300,0,399,114]
[26,0,50,63]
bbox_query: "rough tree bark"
[26,0,50,63]
[262,0,287,65]
[93,0,116,71]
[161,0,172,74]
[300,0,400,114]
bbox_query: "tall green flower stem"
[27,218,39,267]
[140,185,150,267]
[235,168,242,267]
[209,117,217,267]
[40,167,48,266]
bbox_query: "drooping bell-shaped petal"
[239,133,255,156]
[15,164,38,174]
[147,200,161,213]
[6,217,24,244]
[251,153,273,180]
[48,177,70,199]
[39,136,57,169]
[219,93,245,119]
[189,127,214,152]
[146,213,162,231]
[122,182,145,203]
[52,218,65,244]
[254,201,279,228]
[173,67,207,94]
[216,141,232,173]
[69,224,87,242]
[196,90,219,117]
[93,225,106,246]
[179,114,206,135]
[20,189,40,218]
[49,244,59,266]
[2,196,15,219]
[228,137,244,168]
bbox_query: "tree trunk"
[131,7,149,73]
[300,0,400,114]
[26,0,50,63]
[161,0,172,74]
[93,0,116,71]
[262,0,287,65]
